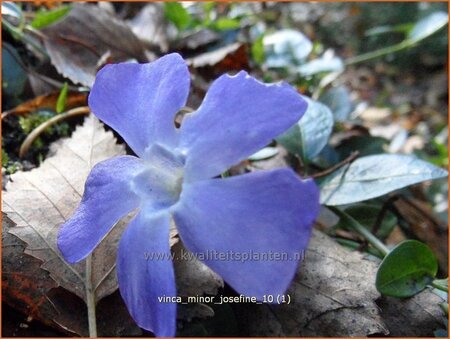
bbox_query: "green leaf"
[408,11,448,43]
[211,18,241,31]
[298,56,344,77]
[320,154,448,205]
[376,240,438,297]
[251,35,265,65]
[318,86,353,122]
[2,148,9,166]
[164,2,191,31]
[336,135,388,159]
[30,6,72,29]
[277,97,333,161]
[2,43,27,97]
[248,147,279,161]
[365,23,413,37]
[56,82,69,114]
[263,29,312,68]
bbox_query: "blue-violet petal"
[117,209,176,337]
[58,156,143,263]
[89,53,190,156]
[179,71,308,181]
[173,168,320,299]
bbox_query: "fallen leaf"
[172,242,223,298]
[234,230,445,336]
[173,242,223,324]
[376,290,446,336]
[127,3,169,52]
[2,213,141,337]
[173,29,220,52]
[40,3,148,87]
[394,196,448,274]
[3,115,126,304]
[2,91,87,118]
[187,42,250,78]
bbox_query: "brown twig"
[311,151,360,179]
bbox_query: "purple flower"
[58,53,320,337]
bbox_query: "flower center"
[131,144,185,210]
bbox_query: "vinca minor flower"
[58,53,320,337]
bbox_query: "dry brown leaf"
[2,91,87,119]
[2,213,141,337]
[41,3,148,87]
[3,115,126,303]
[187,42,250,78]
[127,3,169,53]
[394,197,448,274]
[173,29,220,52]
[235,230,445,336]
[173,242,224,298]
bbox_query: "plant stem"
[329,206,390,257]
[431,279,449,293]
[2,19,48,58]
[335,237,384,258]
[345,40,413,66]
[86,255,98,338]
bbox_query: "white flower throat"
[131,144,185,209]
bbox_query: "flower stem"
[329,206,390,257]
[86,254,98,338]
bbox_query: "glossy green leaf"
[408,11,448,43]
[318,86,353,122]
[320,154,448,205]
[263,29,312,68]
[277,97,333,161]
[336,136,388,159]
[376,240,438,297]
[30,6,72,29]
[164,2,191,31]
[2,43,27,97]
[56,82,69,114]
[298,55,344,76]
